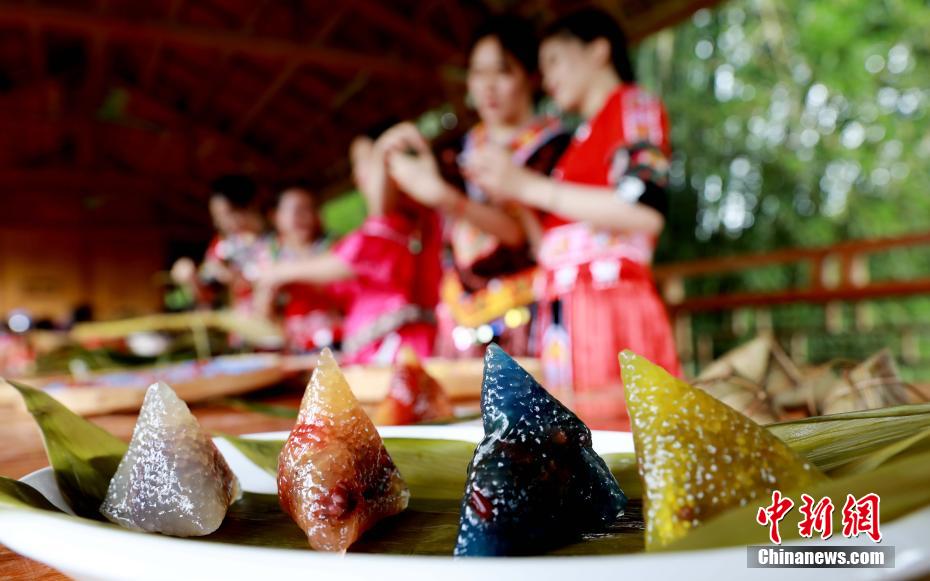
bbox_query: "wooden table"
[0,385,303,580]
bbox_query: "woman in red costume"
[171,175,265,315]
[386,15,569,358]
[465,9,681,428]
[253,186,342,353]
[254,135,441,365]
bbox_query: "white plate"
[1,426,928,581]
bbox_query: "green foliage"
[637,0,930,258]
[636,1,930,373]
[319,189,367,237]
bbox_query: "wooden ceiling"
[0,0,722,232]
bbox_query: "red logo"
[756,492,881,544]
[756,490,795,544]
[798,494,834,540]
[841,493,882,542]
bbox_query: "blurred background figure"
[465,8,680,427]
[386,15,570,359]
[0,314,34,377]
[2,0,929,393]
[171,175,267,315]
[252,131,442,364]
[253,186,342,353]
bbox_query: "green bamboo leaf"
[382,438,475,500]
[224,434,646,501]
[768,403,930,472]
[0,476,645,555]
[194,492,309,549]
[222,403,930,507]
[0,476,62,512]
[8,375,930,556]
[220,435,283,476]
[830,426,930,477]
[221,436,476,500]
[5,380,127,518]
[214,398,299,419]
[601,452,642,500]
[350,498,646,556]
[189,493,646,555]
[666,449,930,552]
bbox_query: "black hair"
[469,14,539,75]
[360,117,403,141]
[71,303,94,324]
[542,8,636,83]
[209,174,258,209]
[272,183,315,208]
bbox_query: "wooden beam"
[76,34,108,167]
[280,79,446,173]
[274,0,393,166]
[0,111,277,187]
[667,278,930,315]
[189,0,277,118]
[0,3,436,80]
[28,23,45,79]
[312,1,353,44]
[230,59,300,138]
[140,0,187,90]
[617,0,727,43]
[115,86,278,173]
[240,0,275,33]
[0,168,198,193]
[0,79,62,113]
[654,232,930,281]
[0,167,205,223]
[278,73,369,165]
[194,0,349,128]
[0,222,206,239]
[351,0,459,63]
[440,0,471,47]
[250,0,359,159]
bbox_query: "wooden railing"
[653,231,930,372]
[655,231,930,313]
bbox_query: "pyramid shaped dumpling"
[374,347,453,425]
[454,345,626,556]
[619,351,826,550]
[278,349,409,552]
[100,381,240,536]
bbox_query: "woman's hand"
[251,280,276,319]
[375,121,430,164]
[462,145,532,203]
[251,264,284,319]
[170,257,197,285]
[387,149,452,208]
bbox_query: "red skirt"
[536,259,681,430]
